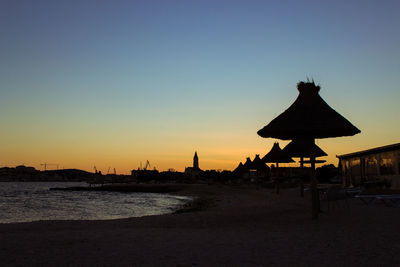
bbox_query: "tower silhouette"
[193,151,199,169]
[185,151,202,175]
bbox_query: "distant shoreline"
[50,183,216,214]
[49,183,185,194]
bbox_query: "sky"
[1,0,399,174]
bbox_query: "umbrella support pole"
[276,162,280,194]
[300,157,304,197]
[311,154,319,220]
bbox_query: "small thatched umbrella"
[257,81,360,219]
[243,157,253,171]
[283,139,327,197]
[283,138,327,167]
[234,162,244,173]
[262,142,294,167]
[252,154,269,171]
[262,142,294,193]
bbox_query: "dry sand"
[0,184,399,266]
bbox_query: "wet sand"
[0,184,399,266]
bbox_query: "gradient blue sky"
[1,0,399,173]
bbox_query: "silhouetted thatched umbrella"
[257,81,360,139]
[257,81,360,219]
[243,157,253,170]
[283,139,327,162]
[252,154,269,171]
[262,142,294,194]
[234,162,244,173]
[262,142,294,167]
[283,139,328,197]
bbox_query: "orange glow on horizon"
[2,133,398,174]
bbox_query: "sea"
[0,182,190,224]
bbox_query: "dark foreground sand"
[1,184,399,266]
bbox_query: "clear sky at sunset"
[1,0,399,173]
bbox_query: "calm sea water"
[0,182,190,224]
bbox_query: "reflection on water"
[0,182,190,223]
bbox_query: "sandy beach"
[0,184,399,266]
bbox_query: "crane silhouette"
[40,163,59,171]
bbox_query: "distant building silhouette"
[185,151,202,176]
[193,151,199,169]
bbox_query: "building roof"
[337,143,400,159]
[257,81,361,140]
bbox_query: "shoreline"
[49,183,186,193]
[1,184,400,266]
[50,183,218,215]
[50,183,229,216]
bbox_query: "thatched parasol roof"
[257,81,361,140]
[282,139,327,158]
[243,157,253,170]
[262,142,294,163]
[233,162,244,173]
[252,154,270,171]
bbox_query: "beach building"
[337,143,400,188]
